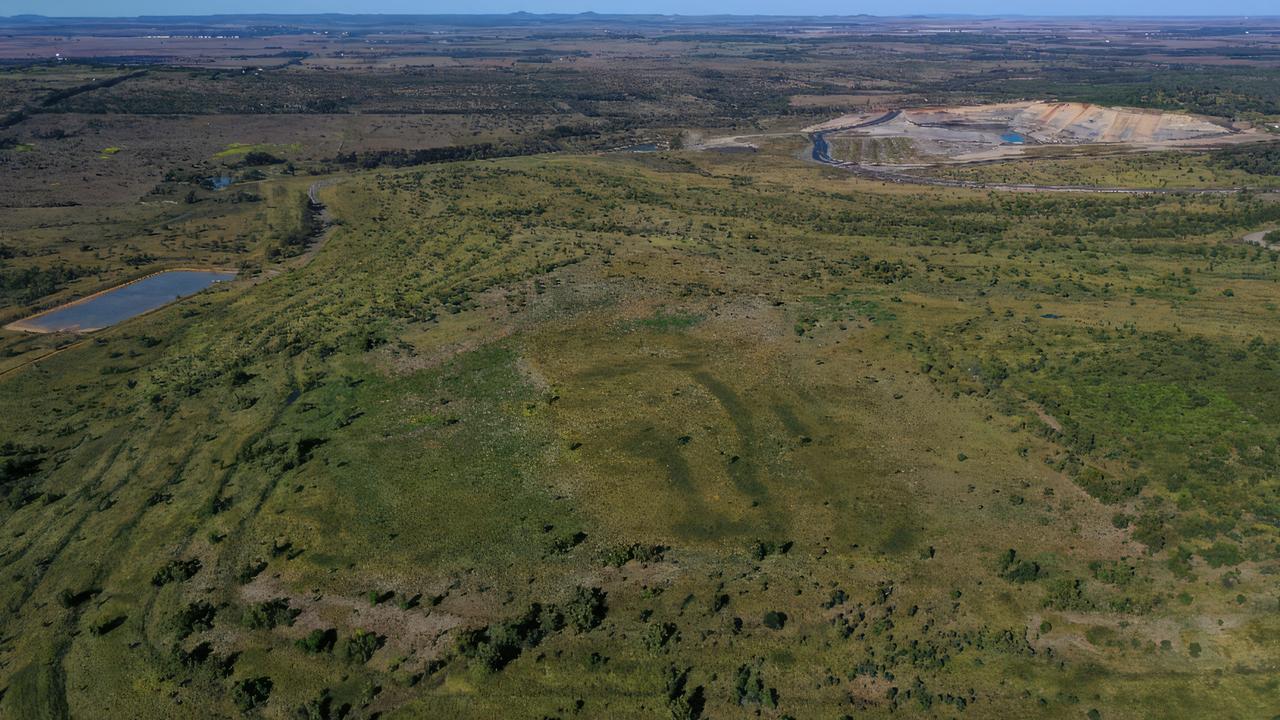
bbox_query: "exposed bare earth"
[807,101,1263,165]
[1244,228,1279,250]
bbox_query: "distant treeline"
[0,265,85,306]
[1208,142,1280,176]
[331,139,560,170]
[0,69,147,129]
[39,70,148,107]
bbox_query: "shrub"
[293,688,349,720]
[90,615,127,636]
[1133,510,1172,553]
[664,665,705,720]
[174,601,217,639]
[762,611,787,630]
[564,586,608,632]
[643,622,680,652]
[242,598,299,629]
[1075,467,1146,504]
[1200,542,1243,568]
[749,540,793,561]
[152,558,201,587]
[455,603,562,673]
[997,549,1043,583]
[237,560,268,584]
[242,151,284,166]
[547,530,587,555]
[342,630,384,664]
[297,628,338,654]
[734,662,778,708]
[231,676,272,713]
[602,543,666,567]
[57,587,99,608]
[1042,578,1093,611]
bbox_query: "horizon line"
[5,11,1280,19]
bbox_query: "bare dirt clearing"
[1243,228,1279,250]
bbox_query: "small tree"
[564,586,608,632]
[231,676,272,713]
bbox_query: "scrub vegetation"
[1,12,1278,720]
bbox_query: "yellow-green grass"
[0,150,1277,719]
[213,142,303,160]
[918,150,1280,189]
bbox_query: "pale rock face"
[807,101,1243,166]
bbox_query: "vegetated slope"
[1,152,1278,719]
[913,150,1280,190]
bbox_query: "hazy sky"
[6,0,1279,16]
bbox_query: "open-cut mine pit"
[807,101,1265,166]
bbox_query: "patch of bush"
[455,603,563,672]
[242,151,284,166]
[297,628,338,654]
[643,621,680,652]
[0,265,86,305]
[603,543,666,567]
[1075,466,1146,504]
[172,641,214,670]
[174,601,217,639]
[152,558,201,587]
[734,661,778,708]
[237,560,268,584]
[1041,577,1094,611]
[0,443,43,487]
[1089,559,1136,586]
[242,598,299,629]
[342,629,385,664]
[997,549,1043,583]
[90,615,127,636]
[1200,541,1243,568]
[57,587,100,608]
[664,665,705,720]
[749,539,793,561]
[548,530,587,555]
[231,676,272,713]
[293,688,350,720]
[563,586,608,632]
[1133,510,1173,553]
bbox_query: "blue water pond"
[19,270,236,332]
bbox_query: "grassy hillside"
[1,148,1278,719]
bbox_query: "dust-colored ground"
[807,102,1267,166]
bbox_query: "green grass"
[920,150,1280,189]
[213,142,303,160]
[1,149,1277,719]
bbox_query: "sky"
[5,0,1278,16]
